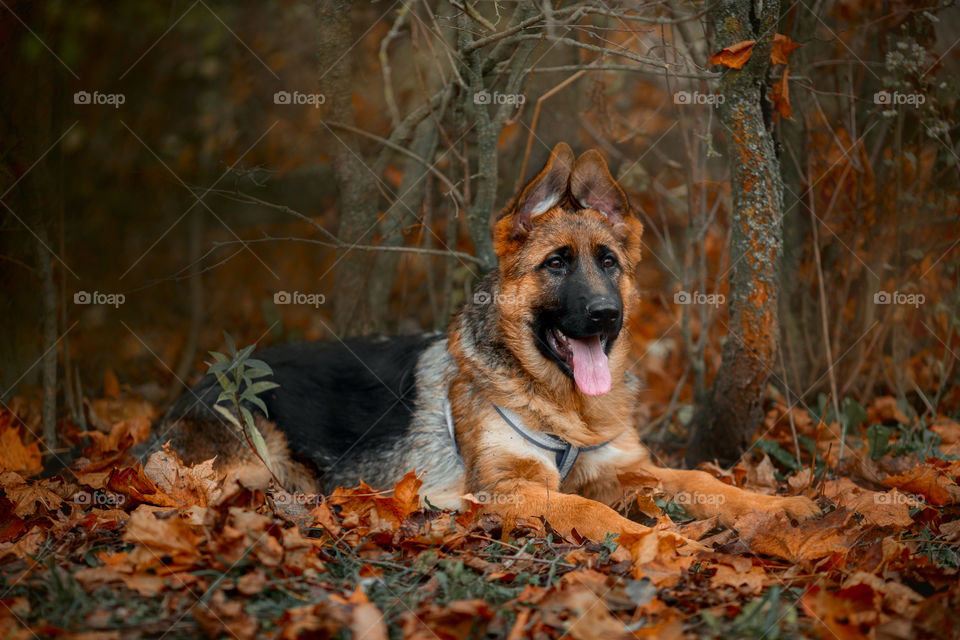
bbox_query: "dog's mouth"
[544,327,612,396]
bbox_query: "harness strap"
[443,391,615,482]
[492,405,614,482]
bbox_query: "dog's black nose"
[586,298,621,327]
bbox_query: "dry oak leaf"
[823,477,915,527]
[710,563,768,595]
[618,525,696,587]
[105,466,178,508]
[771,33,802,64]
[0,472,62,517]
[772,67,792,119]
[329,471,423,532]
[735,507,857,564]
[123,505,202,561]
[0,416,42,475]
[744,453,779,490]
[882,465,960,506]
[143,447,221,506]
[82,416,151,457]
[709,40,756,69]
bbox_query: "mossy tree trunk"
[686,0,784,466]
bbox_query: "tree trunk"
[316,0,380,336]
[686,0,784,466]
[365,119,438,332]
[37,229,59,450]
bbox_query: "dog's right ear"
[499,142,574,235]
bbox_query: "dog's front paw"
[776,495,821,521]
[722,494,820,528]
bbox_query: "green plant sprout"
[205,331,280,480]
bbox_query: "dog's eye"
[545,255,565,270]
[601,255,618,269]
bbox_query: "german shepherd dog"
[149,143,819,541]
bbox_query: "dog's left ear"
[511,142,575,233]
[570,150,631,225]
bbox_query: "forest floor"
[1,383,959,639]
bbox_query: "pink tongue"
[568,336,611,396]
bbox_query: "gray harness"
[443,395,614,482]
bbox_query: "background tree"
[685,0,785,465]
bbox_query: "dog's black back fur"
[164,333,442,473]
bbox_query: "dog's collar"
[443,393,613,482]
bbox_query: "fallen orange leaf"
[736,507,857,564]
[883,465,960,506]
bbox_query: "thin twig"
[210,235,482,265]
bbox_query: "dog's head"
[491,142,643,397]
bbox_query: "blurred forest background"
[1,0,959,458]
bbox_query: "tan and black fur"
[146,143,819,541]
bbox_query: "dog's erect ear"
[511,142,574,232]
[570,150,631,225]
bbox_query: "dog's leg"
[632,463,820,527]
[482,480,652,542]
